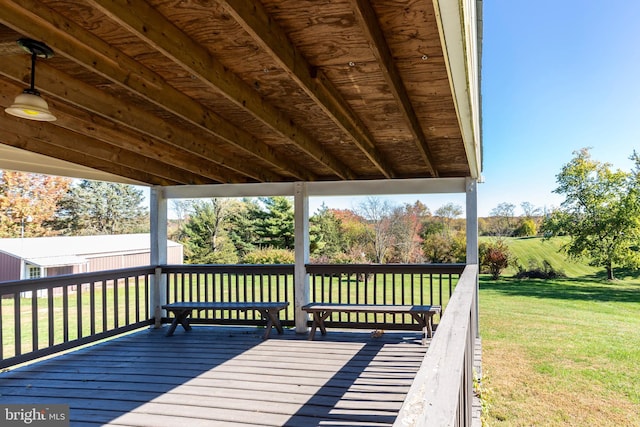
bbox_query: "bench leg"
[258,309,285,340]
[166,309,193,337]
[308,311,331,340]
[410,312,429,345]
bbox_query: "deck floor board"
[0,326,429,426]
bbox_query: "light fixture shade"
[5,91,57,122]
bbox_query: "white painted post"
[294,182,310,333]
[150,186,168,328]
[465,177,480,338]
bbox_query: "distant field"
[479,237,640,426]
[480,236,600,278]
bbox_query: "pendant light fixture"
[5,38,57,122]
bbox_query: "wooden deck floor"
[0,326,430,426]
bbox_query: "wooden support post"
[150,186,168,328]
[466,177,479,338]
[294,182,310,333]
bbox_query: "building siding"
[0,253,21,282]
[0,235,183,282]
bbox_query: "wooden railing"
[162,264,296,326]
[1,263,467,369]
[306,263,464,329]
[394,264,479,427]
[0,267,154,369]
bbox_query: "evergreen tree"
[53,180,147,235]
[181,199,238,264]
[253,197,295,249]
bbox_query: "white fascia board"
[0,144,146,185]
[433,0,483,179]
[161,177,467,200]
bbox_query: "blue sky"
[480,0,640,216]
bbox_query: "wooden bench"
[162,301,289,340]
[302,303,441,345]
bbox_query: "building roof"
[0,234,181,266]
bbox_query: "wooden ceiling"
[0,0,482,187]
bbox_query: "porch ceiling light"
[5,38,56,122]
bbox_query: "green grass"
[479,243,640,425]
[481,236,601,277]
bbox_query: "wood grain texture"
[0,326,430,426]
[0,0,477,184]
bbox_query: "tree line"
[3,146,637,278]
[171,197,468,265]
[0,173,148,237]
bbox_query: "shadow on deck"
[0,326,429,426]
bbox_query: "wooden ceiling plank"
[89,0,355,181]
[0,58,279,183]
[220,0,397,179]
[0,114,211,185]
[0,0,314,181]
[52,104,244,184]
[350,0,438,177]
[0,120,178,186]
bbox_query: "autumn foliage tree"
[0,171,71,237]
[480,239,512,279]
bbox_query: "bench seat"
[302,303,441,345]
[162,301,289,340]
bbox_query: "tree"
[357,197,395,263]
[53,180,148,235]
[390,201,430,263]
[541,148,640,280]
[181,199,238,264]
[0,171,71,237]
[480,239,512,280]
[253,197,295,249]
[309,204,345,257]
[520,201,541,218]
[435,202,463,235]
[489,202,516,236]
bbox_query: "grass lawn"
[479,275,640,426]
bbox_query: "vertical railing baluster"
[77,284,82,340]
[48,288,55,345]
[101,280,107,332]
[90,282,96,335]
[14,292,21,357]
[31,292,38,352]
[63,286,69,343]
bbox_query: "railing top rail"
[306,263,466,274]
[0,266,155,293]
[161,264,295,274]
[394,264,478,426]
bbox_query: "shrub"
[514,260,566,279]
[480,239,512,280]
[513,218,537,237]
[242,247,294,264]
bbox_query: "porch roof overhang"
[0,0,482,188]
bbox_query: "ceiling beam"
[51,103,247,184]
[220,0,397,179]
[0,0,315,181]
[0,57,280,183]
[0,113,212,185]
[350,0,438,177]
[89,0,356,181]
[0,116,179,185]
